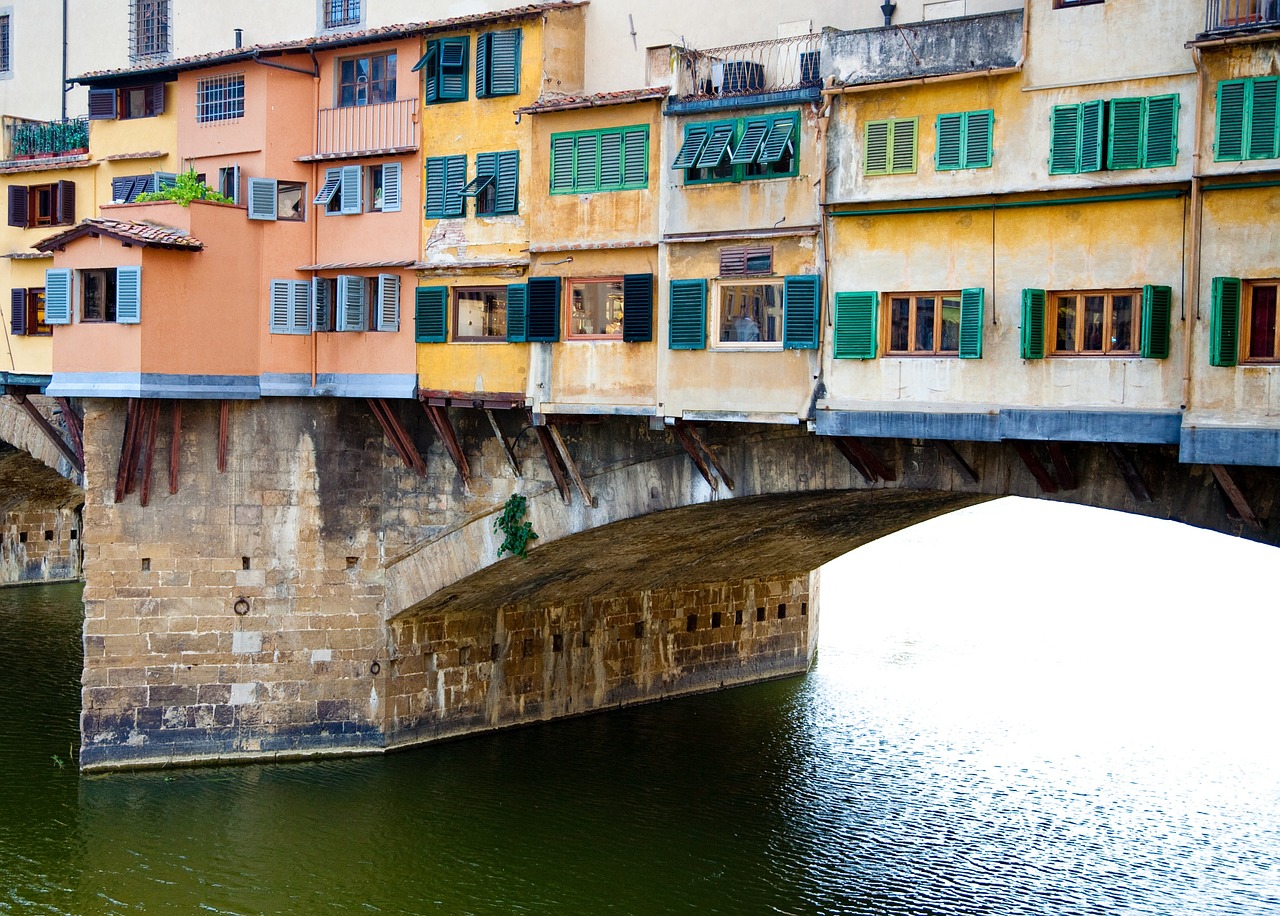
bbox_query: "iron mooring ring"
[370,660,381,676]
[233,597,250,616]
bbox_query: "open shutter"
[671,125,710,170]
[622,273,653,343]
[150,82,166,116]
[8,185,27,228]
[152,171,178,192]
[964,110,993,168]
[959,287,984,359]
[313,278,332,332]
[494,150,518,214]
[487,29,521,96]
[439,37,469,101]
[1049,104,1081,174]
[757,118,795,165]
[622,128,648,186]
[43,269,71,325]
[415,42,440,102]
[10,289,27,335]
[376,274,400,332]
[1247,77,1279,160]
[414,286,447,342]
[1140,284,1172,359]
[550,135,576,192]
[1210,277,1241,368]
[1020,289,1046,360]
[864,120,890,175]
[1216,79,1248,161]
[695,123,735,169]
[668,279,707,350]
[290,280,311,334]
[526,276,561,342]
[269,280,291,333]
[730,120,769,165]
[1144,94,1179,168]
[87,88,118,120]
[782,275,820,350]
[55,181,76,226]
[890,118,917,173]
[380,162,401,212]
[336,275,367,332]
[247,177,278,220]
[444,156,466,216]
[506,283,527,342]
[935,113,964,171]
[115,266,141,324]
[340,164,362,214]
[313,168,342,206]
[1079,99,1105,172]
[598,132,623,188]
[475,31,490,98]
[1107,97,1144,170]
[833,291,877,359]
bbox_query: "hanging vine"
[494,494,538,559]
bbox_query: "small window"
[1053,0,1103,6]
[196,73,245,124]
[277,181,305,221]
[323,0,361,29]
[716,279,783,347]
[217,166,240,204]
[25,288,47,336]
[81,269,118,323]
[0,13,11,74]
[337,51,396,107]
[567,279,624,338]
[886,292,962,355]
[453,287,507,341]
[366,163,401,212]
[8,181,74,228]
[416,36,468,104]
[864,117,918,176]
[119,84,164,119]
[29,184,56,227]
[1050,290,1140,355]
[1243,280,1280,362]
[675,113,798,185]
[476,29,521,98]
[719,245,772,277]
[131,0,169,60]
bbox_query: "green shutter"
[890,118,917,174]
[696,123,735,169]
[1049,104,1081,174]
[1210,277,1241,367]
[833,291,877,359]
[416,42,440,102]
[1144,94,1179,168]
[964,110,993,169]
[598,132,623,188]
[1140,284,1172,359]
[1020,289,1046,359]
[1216,79,1248,161]
[43,268,71,325]
[475,32,491,98]
[668,279,707,350]
[425,156,466,218]
[782,275,820,350]
[864,119,890,175]
[493,150,518,215]
[671,125,710,170]
[756,116,795,165]
[1079,99,1105,172]
[621,127,648,187]
[622,273,653,343]
[550,134,576,193]
[506,283,527,342]
[115,266,141,324]
[438,37,468,102]
[1108,97,1144,170]
[731,120,769,165]
[487,29,521,97]
[935,112,964,170]
[959,287,984,359]
[415,286,447,343]
[526,276,561,342]
[1247,77,1279,160]
[575,133,598,191]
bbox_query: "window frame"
[11,287,49,337]
[1241,279,1280,363]
[322,0,361,29]
[677,112,799,186]
[277,180,306,221]
[119,84,164,119]
[549,125,649,194]
[883,291,964,356]
[196,72,245,124]
[28,183,57,228]
[1048,288,1142,356]
[336,50,396,108]
[0,11,11,76]
[80,268,119,323]
[452,286,508,342]
[476,28,522,99]
[417,36,469,105]
[131,0,169,61]
[712,278,785,349]
[863,116,918,176]
[566,277,625,340]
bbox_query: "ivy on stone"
[494,494,538,559]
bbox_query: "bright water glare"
[1,497,1279,914]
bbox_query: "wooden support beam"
[677,422,735,491]
[420,403,470,487]
[137,400,161,507]
[217,400,230,473]
[833,436,895,483]
[368,398,427,477]
[11,392,82,472]
[1108,444,1152,503]
[485,408,521,477]
[1011,442,1059,494]
[53,397,83,469]
[673,422,718,491]
[1046,443,1077,491]
[169,400,181,496]
[1210,464,1261,528]
[933,440,979,484]
[830,436,875,483]
[534,425,571,502]
[547,421,592,506]
[115,399,141,503]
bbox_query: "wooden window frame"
[452,286,508,342]
[679,112,799,186]
[713,278,784,349]
[1048,288,1142,356]
[118,84,164,120]
[79,268,118,323]
[28,184,57,228]
[883,291,964,356]
[1241,279,1280,363]
[277,180,306,222]
[566,277,625,340]
[17,288,50,336]
[336,50,396,108]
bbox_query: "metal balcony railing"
[314,98,417,158]
[5,118,89,160]
[1204,0,1280,32]
[674,34,821,102]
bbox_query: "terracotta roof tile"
[34,217,203,253]
[514,87,669,114]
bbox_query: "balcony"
[669,34,822,112]
[307,98,418,161]
[2,118,89,163]
[1203,0,1280,33]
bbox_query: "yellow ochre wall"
[416,273,530,397]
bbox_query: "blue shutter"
[152,171,178,192]
[494,150,518,214]
[336,275,367,331]
[782,275,820,350]
[668,279,707,350]
[115,266,141,324]
[622,273,653,343]
[425,158,446,217]
[376,274,400,332]
[526,277,561,342]
[313,278,332,332]
[269,279,292,333]
[415,42,440,102]
[44,269,71,325]
[414,286,447,342]
[290,280,311,334]
[313,168,342,206]
[11,289,27,335]
[1020,289,1046,360]
[487,29,521,96]
[111,177,133,203]
[833,291,877,359]
[247,177,277,220]
[506,283,527,342]
[381,162,401,212]
[959,287,984,359]
[340,164,362,214]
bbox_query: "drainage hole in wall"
[777,603,787,619]
[490,643,501,662]
[756,607,765,622]
[734,609,743,626]
[711,611,722,629]
[801,601,808,616]
[459,645,472,665]
[346,556,358,569]
[140,557,151,572]
[522,638,534,657]
[686,614,698,633]
[634,621,645,639]
[43,530,53,541]
[552,633,564,652]
[241,556,251,570]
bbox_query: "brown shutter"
[56,181,76,226]
[7,185,28,228]
[149,83,166,115]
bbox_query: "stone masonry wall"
[1,505,81,583]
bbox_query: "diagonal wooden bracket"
[115,399,141,502]
[484,408,521,477]
[217,400,230,473]
[933,440,979,484]
[534,424,572,503]
[12,392,82,473]
[367,398,426,477]
[831,436,895,484]
[1210,464,1261,529]
[1046,443,1077,491]
[677,422,735,491]
[419,402,471,489]
[1011,441,1059,494]
[53,397,84,470]
[169,401,182,496]
[547,421,593,506]
[1108,444,1152,503]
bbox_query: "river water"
[2,499,1279,915]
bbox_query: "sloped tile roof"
[514,87,669,114]
[34,217,203,253]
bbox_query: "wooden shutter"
[475,31,491,98]
[1216,79,1248,161]
[289,280,310,334]
[43,269,71,325]
[424,158,446,216]
[964,110,993,168]
[494,150,518,214]
[313,168,342,206]
[782,275,820,350]
[56,180,76,226]
[598,132,623,188]
[1079,99,1105,172]
[376,274,400,332]
[416,42,440,103]
[439,37,468,101]
[526,276,561,342]
[550,135,576,192]
[864,120,890,175]
[1020,289,1046,360]
[1247,77,1278,160]
[622,273,653,343]
[935,113,964,170]
[757,118,795,165]
[668,279,707,350]
[247,177,278,220]
[269,280,292,333]
[313,278,332,332]
[414,286,447,342]
[568,133,597,193]
[696,123,735,169]
[1049,104,1081,174]
[336,275,367,331]
[1140,284,1172,359]
[730,120,768,165]
[340,164,362,214]
[8,185,27,228]
[890,118,917,174]
[487,29,521,96]
[1107,97,1144,170]
[380,162,401,212]
[959,287,984,359]
[115,266,141,324]
[622,127,647,186]
[10,289,26,335]
[444,156,466,217]
[1210,277,1241,368]
[833,291,877,359]
[111,177,133,203]
[87,88,118,120]
[506,283,527,342]
[671,125,710,170]
[1144,94,1179,168]
[149,82,166,116]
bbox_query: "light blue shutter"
[290,280,311,334]
[550,135,576,192]
[336,275,367,331]
[833,291,877,359]
[313,278,332,332]
[313,168,342,206]
[487,29,521,96]
[782,275,820,350]
[494,150,518,214]
[380,162,401,212]
[506,283,527,342]
[622,128,648,187]
[247,177,277,220]
[959,287,984,359]
[340,164,362,214]
[414,286,447,342]
[44,269,71,325]
[377,274,400,332]
[115,266,141,324]
[269,280,292,333]
[668,279,707,350]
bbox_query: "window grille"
[131,0,170,60]
[0,15,11,72]
[324,0,361,29]
[196,74,245,124]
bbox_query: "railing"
[4,117,89,160]
[1204,0,1280,32]
[674,34,821,102]
[315,98,417,157]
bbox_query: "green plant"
[494,494,538,559]
[135,169,232,207]
[51,754,65,769]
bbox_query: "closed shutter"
[964,110,993,169]
[506,283,527,342]
[1144,94,1180,168]
[890,118,917,174]
[475,31,490,98]
[425,156,465,218]
[1247,77,1279,160]
[730,120,768,165]
[111,177,133,203]
[1049,104,1081,174]
[959,287,984,359]
[290,280,311,334]
[1210,277,1241,368]
[1216,79,1248,161]
[622,273,653,343]
[43,269,71,325]
[550,135,576,193]
[1020,289,1046,360]
[56,180,76,226]
[376,274,400,332]
[313,168,342,206]
[622,127,647,187]
[380,162,401,212]
[115,266,141,324]
[313,278,332,332]
[340,164,362,214]
[8,185,27,228]
[494,150,518,214]
[269,280,292,333]
[247,177,278,220]
[668,279,707,350]
[526,276,561,342]
[833,291,877,359]
[696,123,735,169]
[439,37,469,101]
[782,275,820,350]
[10,289,26,335]
[598,132,623,188]
[864,119,890,175]
[1107,97,1144,170]
[424,158,446,217]
[671,125,710,170]
[336,275,367,332]
[1140,284,1172,359]
[935,112,964,170]
[1079,99,1105,172]
[487,29,521,96]
[152,171,178,192]
[87,88,118,120]
[414,286,447,343]
[575,134,598,190]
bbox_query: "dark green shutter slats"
[622,128,648,186]
[668,279,707,350]
[1111,95,1179,169]
[526,276,561,342]
[964,110,993,168]
[494,150,518,214]
[959,287,984,359]
[1248,77,1279,160]
[1140,284,1172,359]
[935,112,964,170]
[1108,97,1144,170]
[1020,289,1046,360]
[575,134,599,190]
[550,135,576,192]
[730,120,767,165]
[782,275,820,350]
[757,119,795,165]
[475,32,490,98]
[696,123,735,169]
[1210,277,1241,368]
[1049,104,1081,174]
[671,125,710,170]
[10,289,26,335]
[622,273,653,343]
[506,283,528,342]
[1217,79,1248,161]
[439,37,469,101]
[833,291,877,359]
[552,127,648,192]
[1144,94,1180,167]
[426,157,467,218]
[1079,99,1105,172]
[599,132,623,187]
[415,286,447,343]
[487,29,521,96]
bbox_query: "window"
[886,292,962,354]
[276,181,305,221]
[672,112,798,185]
[719,245,772,277]
[415,37,468,104]
[550,126,648,194]
[311,274,400,332]
[1210,277,1280,365]
[7,181,74,229]
[337,51,396,107]
[1244,281,1280,361]
[425,155,465,218]
[0,13,12,74]
[196,73,245,124]
[311,164,399,215]
[834,288,984,359]
[568,279,624,338]
[466,150,518,216]
[81,269,116,322]
[1050,95,1179,174]
[476,29,521,98]
[88,84,166,121]
[1216,78,1279,162]
[864,117,918,176]
[131,0,169,60]
[1021,286,1170,360]
[9,288,49,336]
[669,275,818,351]
[323,0,361,29]
[248,177,307,221]
[367,163,402,212]
[218,166,240,204]
[717,280,782,346]
[935,110,993,170]
[453,287,507,341]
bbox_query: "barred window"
[0,14,11,73]
[323,0,361,29]
[196,74,245,124]
[131,0,169,60]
